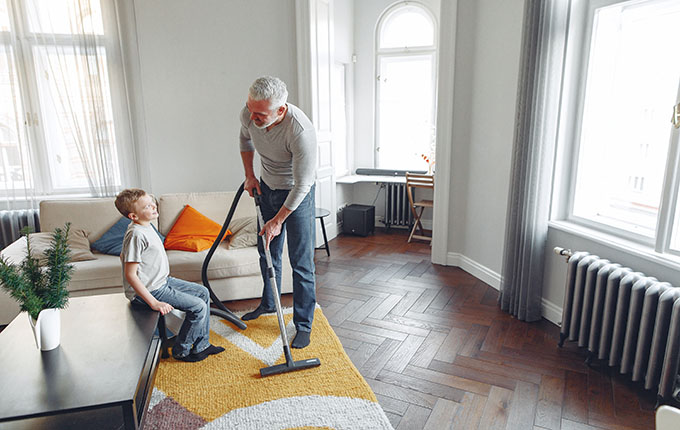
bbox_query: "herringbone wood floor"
[228,229,657,430]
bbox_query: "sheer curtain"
[499,0,569,322]
[0,0,135,210]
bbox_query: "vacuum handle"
[252,188,262,206]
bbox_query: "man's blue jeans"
[258,180,316,332]
[134,277,210,357]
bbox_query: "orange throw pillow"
[164,205,231,252]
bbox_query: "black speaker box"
[342,204,375,236]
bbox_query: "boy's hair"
[115,188,147,218]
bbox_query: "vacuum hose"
[200,182,247,330]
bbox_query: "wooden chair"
[405,172,434,243]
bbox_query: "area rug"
[145,306,394,430]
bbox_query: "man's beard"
[253,115,278,130]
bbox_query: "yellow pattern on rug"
[153,308,385,425]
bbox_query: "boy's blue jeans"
[133,277,210,357]
[258,181,316,333]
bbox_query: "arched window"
[375,2,437,171]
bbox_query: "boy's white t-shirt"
[120,222,169,300]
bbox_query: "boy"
[115,188,224,362]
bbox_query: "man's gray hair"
[249,76,288,109]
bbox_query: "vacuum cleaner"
[252,189,321,377]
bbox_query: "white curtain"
[499,0,570,322]
[0,0,135,210]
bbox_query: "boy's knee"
[186,297,208,315]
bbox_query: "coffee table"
[0,293,161,429]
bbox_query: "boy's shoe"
[173,352,207,362]
[199,344,225,356]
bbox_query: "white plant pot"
[28,308,61,351]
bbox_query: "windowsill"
[548,220,680,272]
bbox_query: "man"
[239,76,317,349]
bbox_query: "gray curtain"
[499,0,570,321]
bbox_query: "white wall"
[445,0,524,283]
[130,0,298,195]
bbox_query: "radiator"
[0,209,40,249]
[383,183,412,229]
[556,249,680,401]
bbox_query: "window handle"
[673,103,680,129]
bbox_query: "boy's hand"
[152,301,174,315]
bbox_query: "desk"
[0,294,161,430]
[337,175,411,229]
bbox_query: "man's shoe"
[242,306,276,321]
[291,330,311,349]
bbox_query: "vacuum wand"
[253,190,320,377]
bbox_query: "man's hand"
[245,176,261,198]
[152,301,174,316]
[259,217,283,250]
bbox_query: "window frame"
[374,1,438,170]
[554,0,680,259]
[0,0,132,198]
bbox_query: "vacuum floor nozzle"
[260,357,321,377]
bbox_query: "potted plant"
[0,223,74,351]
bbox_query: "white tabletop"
[336,175,406,184]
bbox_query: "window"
[375,3,437,171]
[0,0,132,198]
[560,0,680,254]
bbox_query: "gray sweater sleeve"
[284,128,317,210]
[239,107,255,152]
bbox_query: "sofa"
[0,191,292,325]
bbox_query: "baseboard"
[445,252,563,324]
[541,298,562,326]
[446,252,501,290]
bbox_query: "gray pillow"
[227,217,258,249]
[22,230,96,264]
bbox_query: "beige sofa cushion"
[40,198,119,243]
[166,243,260,282]
[28,230,96,263]
[67,254,122,292]
[158,192,256,236]
[40,197,158,242]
